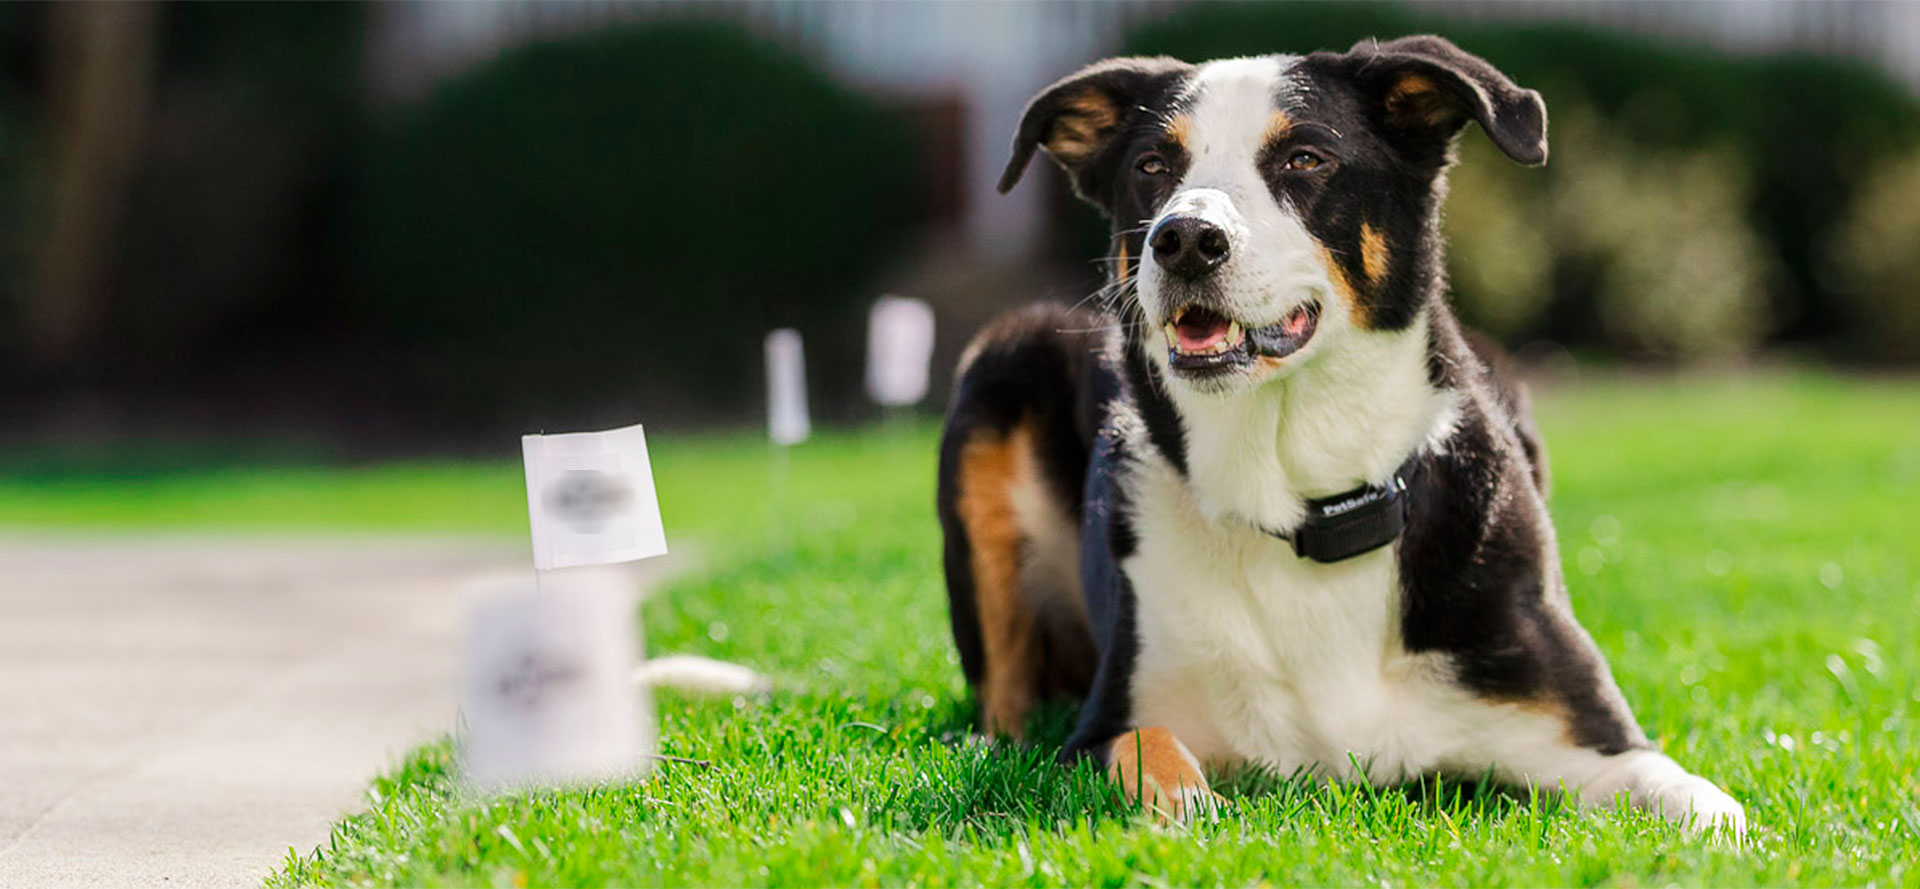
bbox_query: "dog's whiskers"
[1052,323,1145,335]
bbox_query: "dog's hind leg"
[937,304,1104,738]
[951,423,1044,737]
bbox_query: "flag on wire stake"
[762,327,809,556]
[458,421,670,793]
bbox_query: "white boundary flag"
[866,296,935,407]
[522,423,667,571]
[461,568,653,790]
[765,328,810,445]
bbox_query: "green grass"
[10,374,1917,886]
[0,426,919,544]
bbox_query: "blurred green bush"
[352,20,920,429]
[1447,114,1773,359]
[1120,3,1920,362]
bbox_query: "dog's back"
[936,303,1109,736]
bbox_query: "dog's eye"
[1284,151,1324,172]
[1136,154,1169,176]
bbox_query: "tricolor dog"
[936,36,1745,835]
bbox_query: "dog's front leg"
[1488,734,1747,839]
[1106,727,1216,821]
[1577,748,1748,838]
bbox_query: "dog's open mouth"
[1163,301,1319,375]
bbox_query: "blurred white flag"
[522,423,667,571]
[765,328,810,445]
[460,568,653,791]
[866,296,935,407]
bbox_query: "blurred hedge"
[0,2,365,393]
[0,7,33,358]
[351,21,921,430]
[1120,3,1920,361]
[1829,148,1920,362]
[117,2,366,370]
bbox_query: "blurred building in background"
[3,1,1918,453]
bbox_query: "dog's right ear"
[998,56,1192,202]
[1344,36,1548,166]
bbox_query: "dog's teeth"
[1225,321,1243,345]
[1164,323,1179,346]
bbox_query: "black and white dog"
[936,36,1745,835]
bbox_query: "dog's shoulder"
[1399,316,1643,753]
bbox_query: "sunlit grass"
[9,373,1917,886]
[0,423,932,549]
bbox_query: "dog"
[935,36,1746,835]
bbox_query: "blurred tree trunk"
[26,2,156,372]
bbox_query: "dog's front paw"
[1108,727,1218,823]
[1647,773,1747,841]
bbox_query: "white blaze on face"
[1138,56,1342,366]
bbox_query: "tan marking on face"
[1262,110,1293,146]
[956,421,1042,738]
[1318,242,1374,330]
[1164,113,1191,152]
[1360,223,1389,285]
[1107,727,1215,821]
[1116,241,1130,281]
[1047,89,1121,163]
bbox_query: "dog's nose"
[1149,215,1230,279]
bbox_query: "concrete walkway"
[0,536,585,888]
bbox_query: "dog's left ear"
[1347,35,1548,166]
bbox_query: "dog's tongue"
[1176,310,1230,352]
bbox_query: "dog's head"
[1001,37,1546,395]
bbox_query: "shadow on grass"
[862,697,1133,833]
[894,694,1566,838]
[1213,758,1561,818]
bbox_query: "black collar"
[1260,454,1422,563]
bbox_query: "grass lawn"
[10,373,1917,886]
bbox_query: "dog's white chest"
[1122,463,1456,780]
